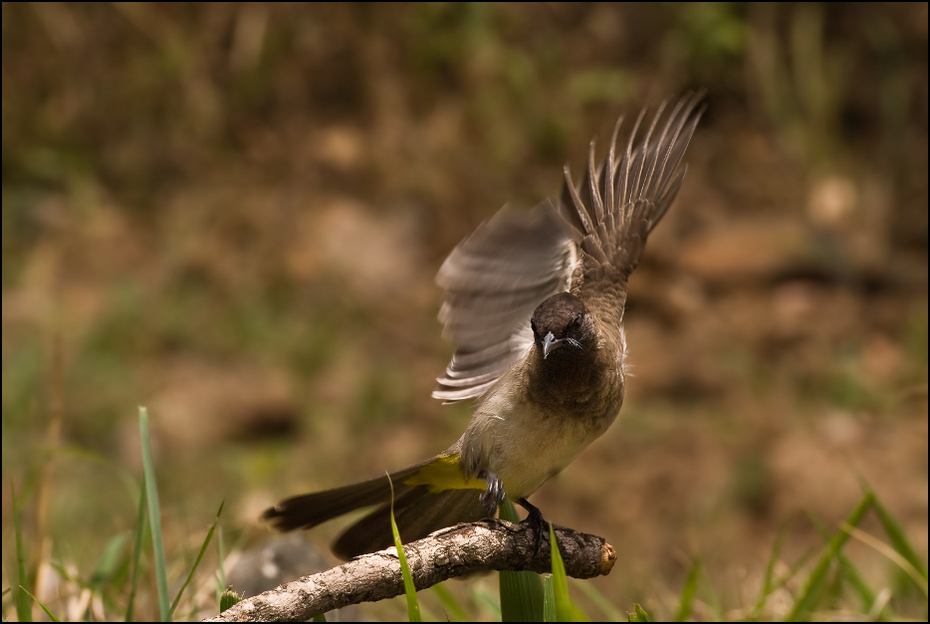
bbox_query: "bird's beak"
[542,331,561,359]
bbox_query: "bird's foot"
[517,497,550,556]
[479,471,506,515]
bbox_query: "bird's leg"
[517,497,550,555]
[478,471,506,515]
[478,474,549,554]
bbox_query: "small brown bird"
[264,92,705,559]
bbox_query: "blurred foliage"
[2,2,927,620]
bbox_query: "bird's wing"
[433,200,579,403]
[433,92,705,403]
[560,91,705,314]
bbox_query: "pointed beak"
[542,331,561,359]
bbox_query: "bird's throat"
[527,348,605,407]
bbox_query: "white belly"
[464,390,619,500]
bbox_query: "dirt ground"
[2,3,927,620]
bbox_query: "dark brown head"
[530,292,597,360]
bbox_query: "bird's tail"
[332,486,486,559]
[262,455,488,559]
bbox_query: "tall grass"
[6,427,926,622]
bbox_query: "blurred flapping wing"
[433,201,579,402]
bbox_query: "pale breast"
[463,381,623,501]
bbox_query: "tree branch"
[206,519,615,622]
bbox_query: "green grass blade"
[835,550,896,620]
[90,533,129,588]
[170,499,225,616]
[87,532,131,616]
[675,557,701,621]
[126,479,147,622]
[786,491,874,621]
[808,512,876,616]
[871,490,929,582]
[139,406,171,621]
[12,484,33,622]
[501,563,545,622]
[843,522,929,598]
[628,603,652,622]
[388,474,421,622]
[549,522,586,621]
[702,564,724,621]
[216,524,227,593]
[214,525,231,610]
[18,586,61,623]
[543,575,556,621]
[823,559,845,613]
[499,499,544,621]
[748,522,787,620]
[219,589,242,613]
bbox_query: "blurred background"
[2,2,927,620]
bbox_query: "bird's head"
[530,292,596,359]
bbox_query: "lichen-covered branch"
[206,519,615,622]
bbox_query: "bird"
[263,92,705,560]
